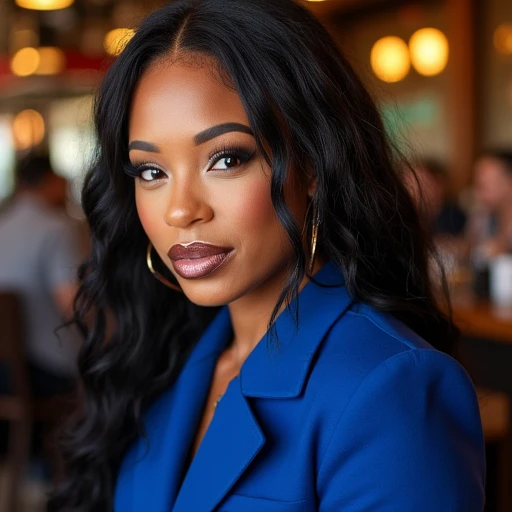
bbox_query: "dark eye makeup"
[123,143,257,181]
[207,144,256,171]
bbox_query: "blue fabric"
[115,261,485,511]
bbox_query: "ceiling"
[0,0,394,54]
[0,0,396,107]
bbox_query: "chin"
[179,282,236,308]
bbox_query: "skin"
[129,55,323,459]
[474,157,512,211]
[472,157,512,256]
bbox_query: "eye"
[211,155,242,171]
[140,168,166,182]
[208,146,256,172]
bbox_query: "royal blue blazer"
[115,261,485,511]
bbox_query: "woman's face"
[474,157,512,211]
[129,56,310,307]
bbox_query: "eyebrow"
[128,140,160,152]
[193,122,253,145]
[128,122,253,153]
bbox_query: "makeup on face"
[128,60,309,308]
[168,242,234,279]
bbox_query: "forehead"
[476,157,507,177]
[129,56,249,140]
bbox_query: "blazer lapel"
[172,376,266,512]
[117,309,232,512]
[241,260,351,399]
[172,262,349,511]
[117,261,351,512]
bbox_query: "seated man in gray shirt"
[0,155,83,397]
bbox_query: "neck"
[226,257,326,368]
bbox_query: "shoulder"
[311,304,485,510]
[313,301,457,376]
[15,198,73,236]
[307,302,478,426]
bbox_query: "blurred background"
[0,0,511,510]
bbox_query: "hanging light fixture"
[409,28,449,77]
[370,36,410,83]
[15,0,74,11]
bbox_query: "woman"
[51,0,485,510]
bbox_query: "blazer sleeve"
[316,348,486,511]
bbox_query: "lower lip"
[171,252,232,279]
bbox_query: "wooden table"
[450,291,512,512]
[451,292,512,344]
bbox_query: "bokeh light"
[409,28,449,77]
[104,28,135,56]
[12,110,45,151]
[10,47,40,77]
[15,0,74,10]
[371,36,410,83]
[36,47,66,75]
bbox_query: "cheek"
[135,188,163,238]
[224,177,279,241]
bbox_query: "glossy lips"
[167,242,233,279]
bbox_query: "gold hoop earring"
[308,202,320,275]
[146,242,183,292]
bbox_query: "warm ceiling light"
[12,110,45,151]
[10,47,40,77]
[409,28,449,77]
[36,46,66,75]
[104,28,135,56]
[370,36,410,83]
[494,24,512,55]
[15,0,74,10]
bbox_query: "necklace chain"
[213,394,223,410]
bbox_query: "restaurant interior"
[0,0,511,510]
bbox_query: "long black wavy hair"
[50,0,457,509]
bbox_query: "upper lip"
[167,242,233,261]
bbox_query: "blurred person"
[468,150,512,258]
[406,159,466,237]
[0,155,81,397]
[465,150,512,298]
[404,159,468,283]
[50,1,484,511]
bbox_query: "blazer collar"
[240,260,351,398]
[117,261,352,512]
[190,260,351,399]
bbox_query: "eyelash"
[208,144,256,171]
[124,144,256,182]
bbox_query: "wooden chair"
[0,291,76,512]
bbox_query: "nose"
[164,177,213,228]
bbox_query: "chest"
[189,353,241,463]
